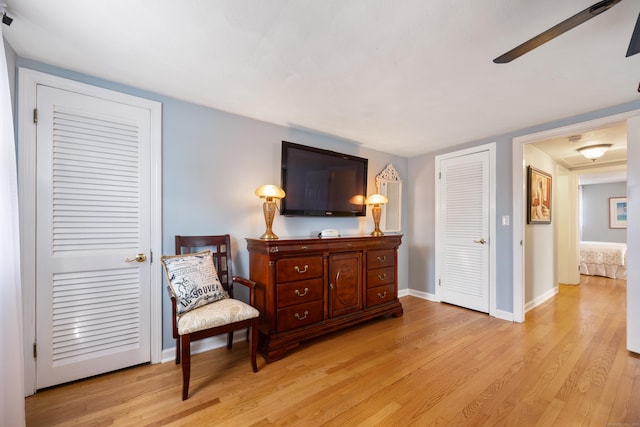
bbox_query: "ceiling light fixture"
[577,144,612,161]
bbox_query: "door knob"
[473,238,487,245]
[125,253,147,263]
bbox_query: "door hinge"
[33,108,38,124]
[149,250,153,264]
[33,342,37,358]
[438,278,441,287]
[439,171,441,179]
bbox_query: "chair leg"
[175,337,181,364]
[249,319,258,373]
[181,334,191,400]
[227,331,233,349]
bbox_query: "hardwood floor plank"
[25,276,639,426]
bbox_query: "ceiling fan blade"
[626,13,640,57]
[494,0,622,64]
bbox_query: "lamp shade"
[365,194,388,205]
[577,144,612,160]
[255,184,285,199]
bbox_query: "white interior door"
[35,85,152,389]
[436,148,492,313]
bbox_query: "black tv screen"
[281,141,368,217]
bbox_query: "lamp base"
[370,205,384,237]
[260,200,279,240]
[259,231,279,240]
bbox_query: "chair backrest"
[175,234,234,296]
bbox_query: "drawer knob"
[294,311,309,321]
[377,291,387,299]
[377,255,387,263]
[377,273,387,281]
[294,264,309,274]
[294,287,309,297]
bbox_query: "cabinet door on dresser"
[328,252,362,317]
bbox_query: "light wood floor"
[26,275,639,426]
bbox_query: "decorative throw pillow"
[161,250,229,314]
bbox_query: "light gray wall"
[14,58,409,350]
[581,182,627,243]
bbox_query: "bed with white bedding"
[579,241,627,279]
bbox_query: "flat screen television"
[280,141,368,217]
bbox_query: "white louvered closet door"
[438,151,490,313]
[35,85,151,389]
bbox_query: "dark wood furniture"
[169,235,259,400]
[246,234,403,362]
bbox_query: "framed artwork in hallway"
[527,166,552,224]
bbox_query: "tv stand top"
[246,234,402,256]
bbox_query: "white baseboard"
[399,288,438,301]
[525,286,559,313]
[494,309,515,322]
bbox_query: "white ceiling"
[3,0,640,157]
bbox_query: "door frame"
[435,142,497,317]
[18,68,163,395]
[512,109,640,323]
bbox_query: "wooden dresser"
[246,235,403,362]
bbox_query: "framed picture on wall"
[609,197,627,229]
[527,166,552,224]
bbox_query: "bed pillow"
[161,250,229,314]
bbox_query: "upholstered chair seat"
[177,298,259,335]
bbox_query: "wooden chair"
[162,234,259,400]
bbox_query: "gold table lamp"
[365,194,388,237]
[255,184,285,240]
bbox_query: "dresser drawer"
[367,249,395,269]
[277,278,323,308]
[276,256,323,282]
[366,284,396,307]
[277,301,323,332]
[366,266,395,287]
